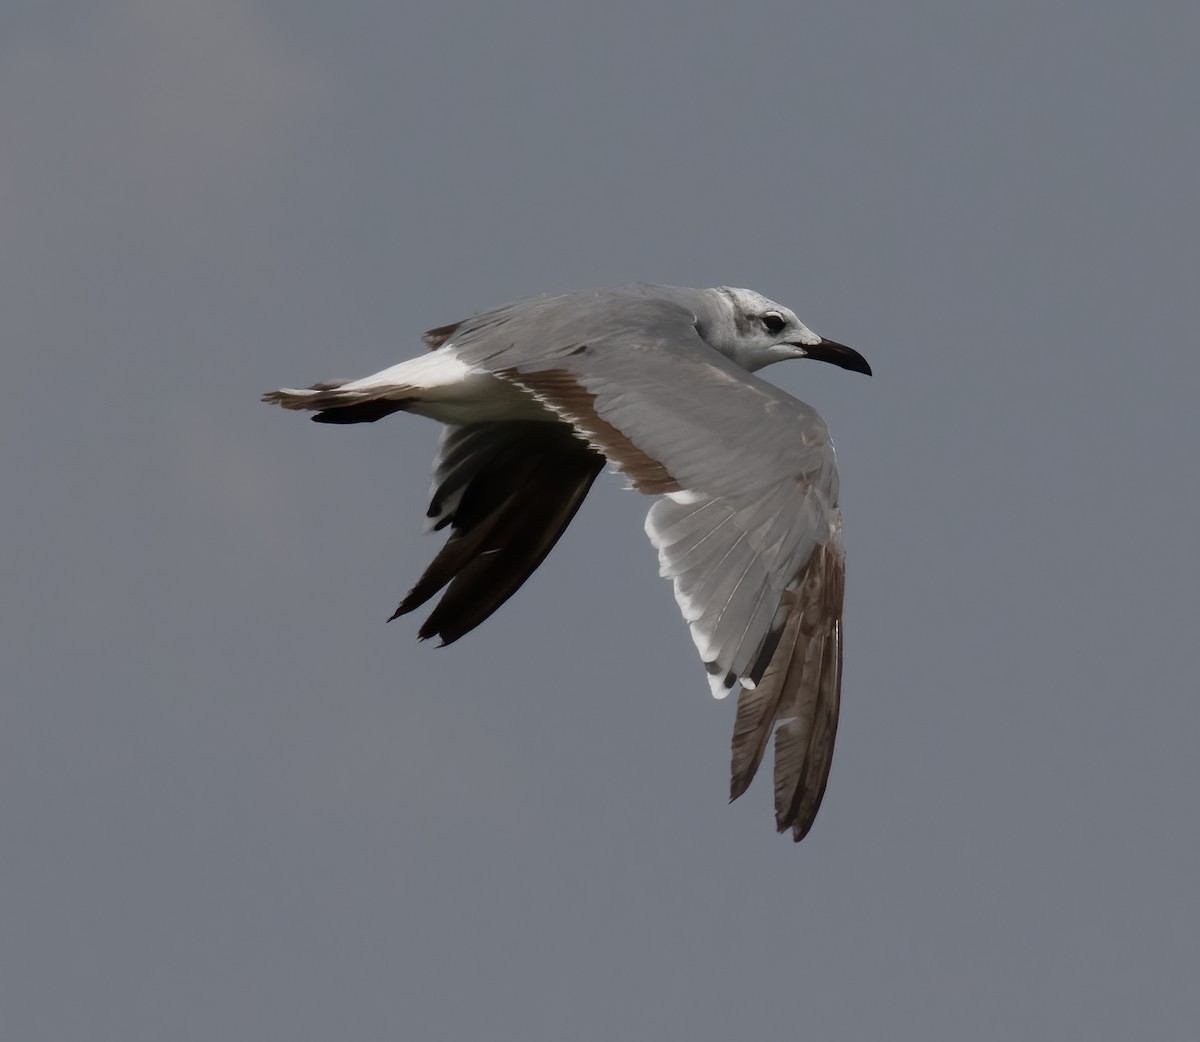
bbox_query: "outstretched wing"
[391,420,604,645]
[646,495,843,840]
[444,291,847,840]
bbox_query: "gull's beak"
[792,338,872,376]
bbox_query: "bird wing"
[391,420,604,645]
[445,291,847,840]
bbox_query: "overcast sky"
[3,2,1198,1039]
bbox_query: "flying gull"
[263,284,871,840]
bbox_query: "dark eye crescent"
[761,312,786,335]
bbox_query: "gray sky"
[3,1,1198,1039]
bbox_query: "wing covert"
[441,289,849,839]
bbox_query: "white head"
[697,286,872,376]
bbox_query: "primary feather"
[263,283,870,840]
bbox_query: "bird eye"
[761,312,786,335]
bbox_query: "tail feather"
[261,382,415,424]
[312,400,413,424]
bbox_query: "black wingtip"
[729,775,753,804]
[786,819,815,843]
[388,595,420,623]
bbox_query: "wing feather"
[391,421,604,644]
[418,289,851,838]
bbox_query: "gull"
[263,284,871,840]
